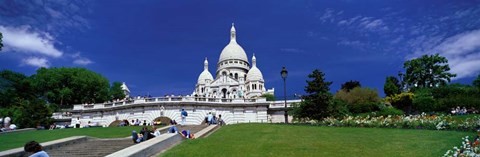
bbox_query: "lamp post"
[280,67,288,123]
[398,71,404,92]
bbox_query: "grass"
[161,123,473,157]
[0,126,144,151]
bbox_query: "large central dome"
[218,24,249,64]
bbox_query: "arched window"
[222,88,227,98]
[235,73,238,79]
[222,71,227,76]
[229,73,233,77]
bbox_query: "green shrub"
[385,92,414,114]
[431,85,480,111]
[328,98,350,117]
[350,102,381,114]
[413,88,436,112]
[334,87,381,114]
[376,107,404,116]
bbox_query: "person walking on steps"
[181,109,188,126]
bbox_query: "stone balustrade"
[73,97,267,110]
[268,100,302,108]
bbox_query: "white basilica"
[193,24,274,99]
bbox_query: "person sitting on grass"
[49,123,56,130]
[24,141,49,157]
[132,130,144,143]
[140,127,152,141]
[152,126,161,137]
[180,130,195,139]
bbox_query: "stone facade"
[70,98,272,127]
[193,24,274,99]
[68,98,299,127]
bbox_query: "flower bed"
[310,113,480,157]
[316,113,480,132]
[444,136,480,157]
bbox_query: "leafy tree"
[0,32,3,51]
[334,87,381,113]
[260,93,276,101]
[384,76,401,97]
[110,81,126,100]
[474,74,480,89]
[341,80,361,92]
[0,70,37,108]
[0,70,52,128]
[403,53,456,89]
[0,98,52,128]
[31,67,110,108]
[291,69,332,121]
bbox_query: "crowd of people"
[204,112,225,126]
[132,119,195,143]
[118,119,153,127]
[451,106,478,115]
[132,126,162,143]
[0,117,17,132]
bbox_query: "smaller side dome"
[198,57,214,84]
[246,54,264,82]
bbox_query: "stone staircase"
[44,125,208,157]
[47,138,133,157]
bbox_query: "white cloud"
[433,29,480,79]
[435,29,480,56]
[338,16,362,26]
[318,8,344,23]
[363,19,387,30]
[409,29,480,79]
[73,57,93,65]
[70,52,93,65]
[319,8,335,23]
[0,26,63,57]
[22,57,49,68]
[334,15,388,32]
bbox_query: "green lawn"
[161,124,472,157]
[0,126,144,151]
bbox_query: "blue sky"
[1,0,480,98]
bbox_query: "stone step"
[45,125,206,157]
[47,138,133,157]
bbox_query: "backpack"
[182,111,188,116]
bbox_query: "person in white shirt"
[4,117,11,128]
